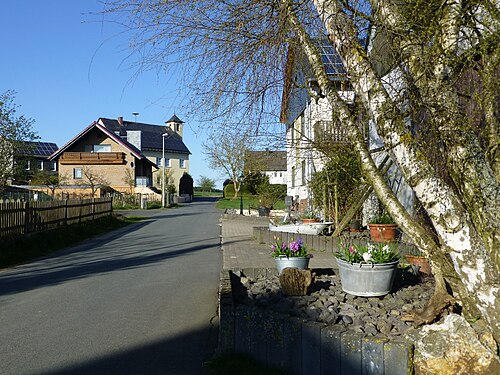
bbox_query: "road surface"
[0,198,222,375]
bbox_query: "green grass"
[216,196,286,210]
[0,215,146,269]
[205,353,285,375]
[194,191,223,197]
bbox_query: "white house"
[280,41,355,211]
[280,40,414,222]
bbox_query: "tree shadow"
[0,224,221,296]
[26,325,218,375]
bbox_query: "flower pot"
[275,256,310,275]
[350,219,362,232]
[368,224,398,243]
[405,255,432,275]
[258,207,270,217]
[302,218,319,224]
[336,258,399,297]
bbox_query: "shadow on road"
[0,228,221,297]
[38,325,217,375]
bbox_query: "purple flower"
[281,242,287,250]
[297,238,304,246]
[349,246,356,254]
[289,241,300,252]
[271,245,276,251]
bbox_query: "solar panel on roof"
[319,41,346,76]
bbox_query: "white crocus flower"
[362,252,373,262]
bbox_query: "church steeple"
[166,115,184,137]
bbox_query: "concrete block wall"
[218,270,414,375]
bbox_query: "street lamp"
[239,174,244,215]
[162,133,169,208]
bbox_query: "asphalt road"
[0,198,222,375]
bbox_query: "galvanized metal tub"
[336,258,399,297]
[275,256,310,275]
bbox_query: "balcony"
[59,152,125,165]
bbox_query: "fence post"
[92,198,95,221]
[24,201,30,234]
[65,198,69,226]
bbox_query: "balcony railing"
[59,152,125,165]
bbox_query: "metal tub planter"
[336,258,400,297]
[275,256,310,275]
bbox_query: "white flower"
[383,244,389,253]
[362,252,373,262]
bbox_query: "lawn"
[216,196,286,210]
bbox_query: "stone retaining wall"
[253,227,418,255]
[218,269,414,375]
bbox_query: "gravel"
[233,270,434,337]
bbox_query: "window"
[93,144,111,152]
[37,160,44,170]
[180,159,185,168]
[74,168,83,179]
[25,160,31,171]
[157,158,171,167]
[51,161,57,172]
[290,124,295,145]
[291,166,296,188]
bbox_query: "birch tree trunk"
[293,0,500,342]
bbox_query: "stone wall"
[253,227,419,255]
[218,270,414,375]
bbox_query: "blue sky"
[1,0,223,186]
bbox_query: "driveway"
[0,198,222,375]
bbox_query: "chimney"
[118,116,124,126]
[126,130,142,150]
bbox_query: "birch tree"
[0,91,38,190]
[202,130,249,199]
[103,0,500,344]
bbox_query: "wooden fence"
[0,197,113,238]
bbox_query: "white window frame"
[93,144,111,152]
[51,161,57,171]
[165,158,171,168]
[179,159,185,168]
[25,160,31,171]
[74,167,83,179]
[37,160,44,170]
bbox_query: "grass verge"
[0,215,145,269]
[216,197,285,211]
[204,353,284,375]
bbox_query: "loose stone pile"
[234,271,434,337]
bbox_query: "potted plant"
[335,242,400,297]
[301,212,320,224]
[271,236,313,274]
[405,247,432,275]
[368,212,398,242]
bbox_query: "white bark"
[308,0,499,339]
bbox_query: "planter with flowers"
[300,212,320,224]
[271,237,313,275]
[335,242,400,297]
[368,212,398,243]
